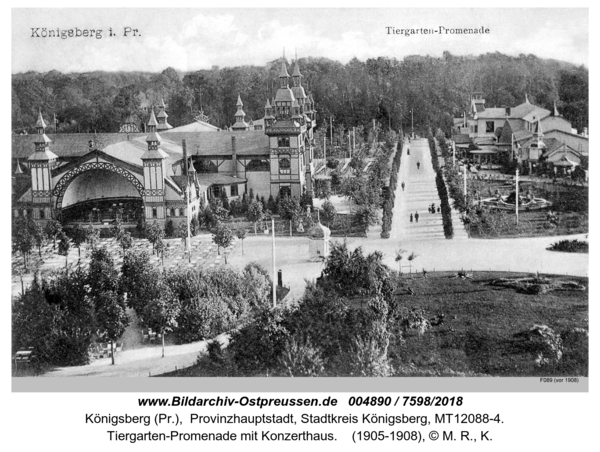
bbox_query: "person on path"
[417,161,420,170]
[407,148,410,156]
[401,181,405,191]
[415,212,419,223]
[410,213,413,223]
[437,206,441,213]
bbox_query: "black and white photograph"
[7,4,596,450]
[10,7,589,385]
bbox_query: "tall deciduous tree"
[95,290,129,365]
[246,200,263,235]
[143,287,180,358]
[212,223,233,263]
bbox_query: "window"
[279,185,292,198]
[486,121,495,133]
[231,184,239,197]
[175,208,180,217]
[39,209,45,219]
[474,125,478,134]
[246,159,270,172]
[152,207,157,218]
[279,155,291,174]
[278,137,290,148]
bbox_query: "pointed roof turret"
[147,109,159,131]
[279,61,290,78]
[534,117,543,137]
[14,160,23,175]
[156,99,173,131]
[265,98,271,109]
[29,109,58,161]
[232,94,249,131]
[36,109,47,130]
[525,93,530,104]
[292,60,302,77]
[554,101,561,116]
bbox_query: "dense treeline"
[12,52,588,136]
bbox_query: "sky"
[11,7,589,74]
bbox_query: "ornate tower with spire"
[232,94,249,131]
[156,98,173,131]
[141,109,169,222]
[27,110,58,221]
[264,58,316,198]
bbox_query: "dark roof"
[162,131,269,156]
[275,87,295,103]
[509,102,550,121]
[452,134,472,144]
[12,133,147,159]
[292,86,307,99]
[197,173,247,186]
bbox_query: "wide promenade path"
[392,138,467,241]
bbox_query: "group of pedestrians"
[410,205,441,223]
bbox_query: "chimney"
[505,107,511,117]
[182,139,188,176]
[583,127,588,137]
[231,136,238,177]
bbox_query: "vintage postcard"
[11,8,588,393]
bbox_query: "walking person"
[401,181,405,191]
[437,206,440,213]
[415,212,419,223]
[417,161,420,170]
[410,213,413,223]
[407,148,410,155]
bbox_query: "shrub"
[547,239,588,253]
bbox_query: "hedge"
[381,134,404,237]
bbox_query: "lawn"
[392,272,588,377]
[161,271,588,378]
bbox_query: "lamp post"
[330,115,334,156]
[515,168,519,224]
[411,109,414,138]
[272,218,276,308]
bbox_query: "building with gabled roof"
[12,59,318,226]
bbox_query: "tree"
[57,230,71,270]
[353,204,378,236]
[95,290,129,365]
[13,218,35,271]
[118,230,133,252]
[246,200,263,235]
[44,219,62,250]
[145,221,164,255]
[85,224,100,250]
[407,252,418,274]
[69,223,87,259]
[88,247,119,297]
[120,250,163,315]
[320,201,337,227]
[143,288,180,358]
[395,248,407,275]
[278,196,302,237]
[164,219,175,237]
[212,223,234,263]
[236,228,247,256]
[190,214,200,236]
[111,218,125,242]
[28,220,46,258]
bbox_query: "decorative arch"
[53,162,145,208]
